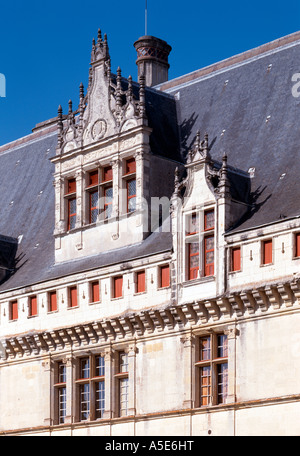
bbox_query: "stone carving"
[56,29,148,156]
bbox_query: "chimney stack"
[134,36,172,87]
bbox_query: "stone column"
[225,325,238,404]
[75,169,84,229]
[42,356,54,426]
[103,347,114,419]
[64,355,74,424]
[127,343,137,416]
[181,333,196,409]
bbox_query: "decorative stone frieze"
[2,278,299,360]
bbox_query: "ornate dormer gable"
[170,131,250,304]
[56,30,147,156]
[52,29,154,264]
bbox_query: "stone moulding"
[1,278,300,360]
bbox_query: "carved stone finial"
[139,74,146,119]
[68,99,73,115]
[218,152,230,197]
[79,82,84,100]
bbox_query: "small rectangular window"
[66,178,76,195]
[104,185,113,219]
[295,233,300,258]
[204,209,214,231]
[90,281,100,303]
[231,246,241,272]
[88,170,99,187]
[262,239,272,265]
[68,198,76,230]
[29,295,38,317]
[69,286,78,308]
[49,291,57,312]
[188,242,199,280]
[136,270,146,293]
[160,264,170,288]
[9,300,18,321]
[55,362,67,424]
[113,276,123,298]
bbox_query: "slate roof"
[161,31,300,233]
[1,31,300,292]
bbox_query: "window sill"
[228,269,242,275]
[182,276,215,287]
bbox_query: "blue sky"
[0,0,299,146]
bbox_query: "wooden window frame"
[114,351,129,417]
[69,286,78,308]
[48,290,57,313]
[9,300,18,321]
[65,178,77,231]
[185,208,215,281]
[54,361,67,425]
[261,239,273,265]
[195,333,228,407]
[90,281,100,304]
[159,264,170,289]
[230,246,241,272]
[113,276,123,299]
[123,157,136,214]
[28,295,38,317]
[85,170,99,224]
[135,270,146,294]
[75,355,105,422]
[294,232,300,258]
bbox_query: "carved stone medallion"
[91,119,107,140]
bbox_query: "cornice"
[1,277,299,360]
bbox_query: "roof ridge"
[158,30,300,92]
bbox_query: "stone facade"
[0,29,300,436]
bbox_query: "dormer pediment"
[56,30,148,157]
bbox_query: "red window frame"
[65,178,77,231]
[160,264,170,288]
[113,276,123,298]
[103,166,112,183]
[49,291,57,312]
[90,281,100,303]
[69,286,78,308]
[295,233,300,257]
[204,209,214,231]
[124,158,136,175]
[29,295,38,317]
[231,246,241,272]
[88,170,99,187]
[188,242,199,280]
[262,239,272,265]
[204,235,214,277]
[136,270,146,293]
[10,300,18,321]
[187,212,199,236]
[66,178,76,195]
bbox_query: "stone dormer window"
[185,207,215,280]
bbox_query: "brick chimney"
[134,36,172,87]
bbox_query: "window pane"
[200,336,211,361]
[217,334,228,358]
[95,381,105,418]
[80,383,90,421]
[217,363,228,404]
[187,212,198,234]
[119,352,128,373]
[204,209,214,230]
[80,358,90,379]
[119,377,129,417]
[58,387,66,424]
[95,356,105,377]
[200,366,211,406]
[58,362,66,383]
